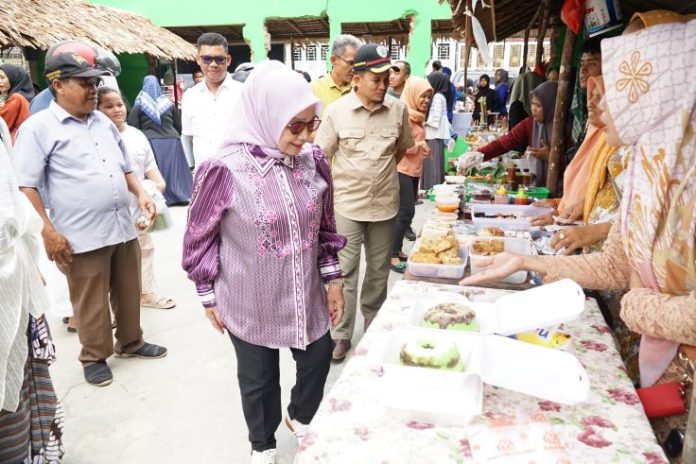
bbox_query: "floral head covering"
[602,19,696,386]
[134,75,174,126]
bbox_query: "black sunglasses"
[287,117,321,135]
[199,55,227,65]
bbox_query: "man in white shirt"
[181,33,242,169]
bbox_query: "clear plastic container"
[471,204,553,231]
[408,239,469,279]
[469,236,532,284]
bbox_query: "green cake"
[422,303,479,331]
[399,338,464,371]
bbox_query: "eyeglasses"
[199,55,228,65]
[65,77,102,89]
[336,56,355,67]
[287,117,321,135]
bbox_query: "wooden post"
[290,39,295,70]
[490,0,497,42]
[536,0,550,69]
[463,0,471,88]
[522,4,541,71]
[546,26,575,194]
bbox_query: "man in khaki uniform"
[315,43,414,361]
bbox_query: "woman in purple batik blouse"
[182,60,346,464]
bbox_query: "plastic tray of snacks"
[445,175,467,184]
[380,280,588,425]
[469,236,533,284]
[421,222,455,240]
[407,237,468,279]
[471,204,553,231]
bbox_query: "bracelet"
[327,278,344,288]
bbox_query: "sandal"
[141,296,176,309]
[390,262,407,274]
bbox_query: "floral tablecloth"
[296,280,667,464]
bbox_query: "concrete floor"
[48,201,432,464]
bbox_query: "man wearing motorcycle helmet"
[15,40,168,387]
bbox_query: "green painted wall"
[114,54,150,105]
[90,0,451,76]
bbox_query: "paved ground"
[47,201,432,464]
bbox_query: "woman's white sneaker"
[284,416,309,441]
[250,448,276,464]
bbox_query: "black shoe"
[115,342,168,359]
[405,229,417,241]
[84,361,113,387]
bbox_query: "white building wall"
[286,38,550,82]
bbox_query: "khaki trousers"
[138,233,157,295]
[59,239,144,365]
[332,213,396,340]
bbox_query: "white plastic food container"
[471,204,553,231]
[469,236,533,284]
[381,280,589,425]
[407,239,469,279]
[410,279,586,336]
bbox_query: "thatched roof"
[0,0,197,60]
[444,0,696,41]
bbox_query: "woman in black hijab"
[0,64,35,102]
[472,73,499,124]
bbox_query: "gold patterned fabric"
[602,19,696,386]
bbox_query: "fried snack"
[433,238,454,254]
[480,227,505,237]
[418,242,436,254]
[411,253,442,264]
[439,247,460,258]
[411,235,461,265]
[440,256,464,265]
[472,239,504,256]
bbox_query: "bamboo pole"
[546,26,576,193]
[535,0,550,69]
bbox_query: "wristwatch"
[327,278,344,289]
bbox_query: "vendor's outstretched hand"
[532,198,558,208]
[459,252,525,286]
[558,200,584,222]
[530,211,556,227]
[551,223,607,255]
[456,151,484,175]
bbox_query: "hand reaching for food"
[456,151,484,175]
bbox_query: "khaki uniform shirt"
[315,91,414,222]
[311,74,353,117]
